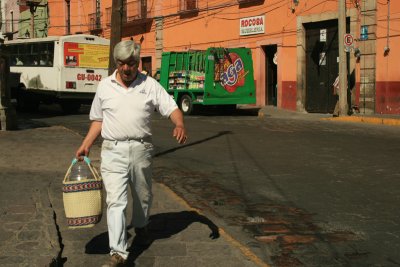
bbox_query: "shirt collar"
[111,70,145,88]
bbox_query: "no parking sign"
[344,33,354,51]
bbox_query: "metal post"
[338,0,348,116]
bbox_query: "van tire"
[179,95,194,115]
[16,89,39,112]
[60,101,81,114]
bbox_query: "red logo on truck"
[220,53,247,93]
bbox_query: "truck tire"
[220,104,236,114]
[179,95,194,115]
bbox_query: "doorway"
[305,19,339,113]
[262,45,277,106]
[141,56,152,76]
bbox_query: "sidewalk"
[257,106,400,126]
[0,124,266,267]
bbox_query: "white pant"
[101,139,154,259]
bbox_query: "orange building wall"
[144,0,340,109]
[375,1,400,114]
[48,0,111,36]
[44,0,400,114]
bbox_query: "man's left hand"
[173,126,187,144]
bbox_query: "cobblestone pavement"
[0,125,264,267]
[1,106,399,267]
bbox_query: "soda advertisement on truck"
[159,47,256,115]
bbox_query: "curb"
[158,183,270,267]
[257,107,400,127]
[321,116,400,126]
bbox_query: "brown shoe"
[101,253,126,267]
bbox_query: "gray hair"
[113,40,141,64]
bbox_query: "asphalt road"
[18,105,400,267]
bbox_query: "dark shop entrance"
[304,19,340,113]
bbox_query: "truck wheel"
[179,95,194,115]
[220,104,236,114]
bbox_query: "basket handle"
[71,156,91,165]
[63,156,101,182]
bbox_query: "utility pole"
[0,34,17,130]
[108,0,123,75]
[338,0,348,116]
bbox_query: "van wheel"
[17,90,39,112]
[60,101,81,114]
[179,95,193,115]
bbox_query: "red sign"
[344,34,354,46]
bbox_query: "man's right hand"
[75,120,102,159]
[75,144,90,159]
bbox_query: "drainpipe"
[384,0,390,56]
[66,0,71,35]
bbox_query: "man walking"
[75,40,187,267]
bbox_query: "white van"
[6,34,110,113]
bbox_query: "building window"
[125,0,148,21]
[88,12,102,30]
[105,7,112,26]
[179,0,198,13]
[237,0,260,4]
[126,0,141,21]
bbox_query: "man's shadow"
[85,210,219,264]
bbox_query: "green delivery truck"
[159,47,256,115]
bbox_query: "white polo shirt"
[90,71,178,141]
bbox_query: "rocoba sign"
[241,17,263,27]
[240,15,265,36]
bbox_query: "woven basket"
[62,157,103,229]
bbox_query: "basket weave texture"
[62,159,103,229]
